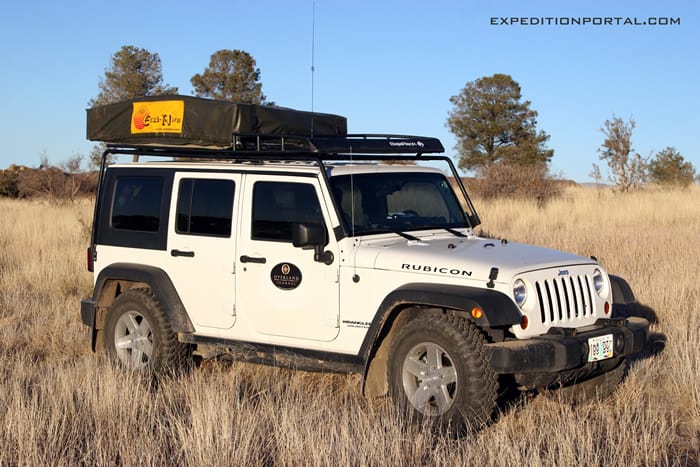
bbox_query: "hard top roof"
[106,159,446,177]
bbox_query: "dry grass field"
[0,186,698,465]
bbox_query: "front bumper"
[485,317,649,374]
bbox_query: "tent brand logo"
[389,140,424,148]
[132,107,149,130]
[130,100,184,134]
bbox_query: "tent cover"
[86,95,347,148]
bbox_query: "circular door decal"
[270,263,302,290]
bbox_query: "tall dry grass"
[0,187,698,465]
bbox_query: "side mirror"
[292,223,334,265]
[292,222,326,248]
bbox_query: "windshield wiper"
[444,227,467,237]
[391,230,421,241]
[419,224,468,238]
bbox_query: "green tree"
[648,147,696,187]
[597,115,647,192]
[90,45,178,107]
[447,74,553,172]
[90,45,176,164]
[191,49,268,104]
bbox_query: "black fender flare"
[361,283,523,356]
[359,283,522,394]
[609,274,636,304]
[609,275,657,323]
[91,263,195,334]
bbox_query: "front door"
[236,174,340,342]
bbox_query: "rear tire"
[388,314,497,431]
[104,288,189,373]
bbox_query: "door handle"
[171,249,195,257]
[240,255,266,264]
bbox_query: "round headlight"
[513,279,527,308]
[593,269,605,296]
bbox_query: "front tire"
[104,288,189,373]
[388,314,497,431]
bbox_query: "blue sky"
[0,0,697,182]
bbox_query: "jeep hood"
[355,234,594,284]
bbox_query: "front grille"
[534,274,595,325]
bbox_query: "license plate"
[588,334,614,362]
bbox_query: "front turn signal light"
[520,315,529,330]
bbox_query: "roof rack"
[231,133,444,155]
[105,133,444,160]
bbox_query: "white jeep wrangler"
[81,96,649,430]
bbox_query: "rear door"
[236,174,340,342]
[166,172,241,329]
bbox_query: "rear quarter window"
[111,176,164,232]
[96,169,173,250]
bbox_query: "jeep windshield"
[329,171,469,236]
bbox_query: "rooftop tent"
[86,95,348,148]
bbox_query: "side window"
[252,181,324,242]
[111,176,164,232]
[176,179,235,237]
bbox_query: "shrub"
[648,147,696,188]
[0,166,21,197]
[16,167,97,203]
[465,162,565,205]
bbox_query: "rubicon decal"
[130,100,184,134]
[270,263,302,290]
[401,264,472,276]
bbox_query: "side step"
[179,333,363,374]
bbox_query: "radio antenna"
[310,0,316,135]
